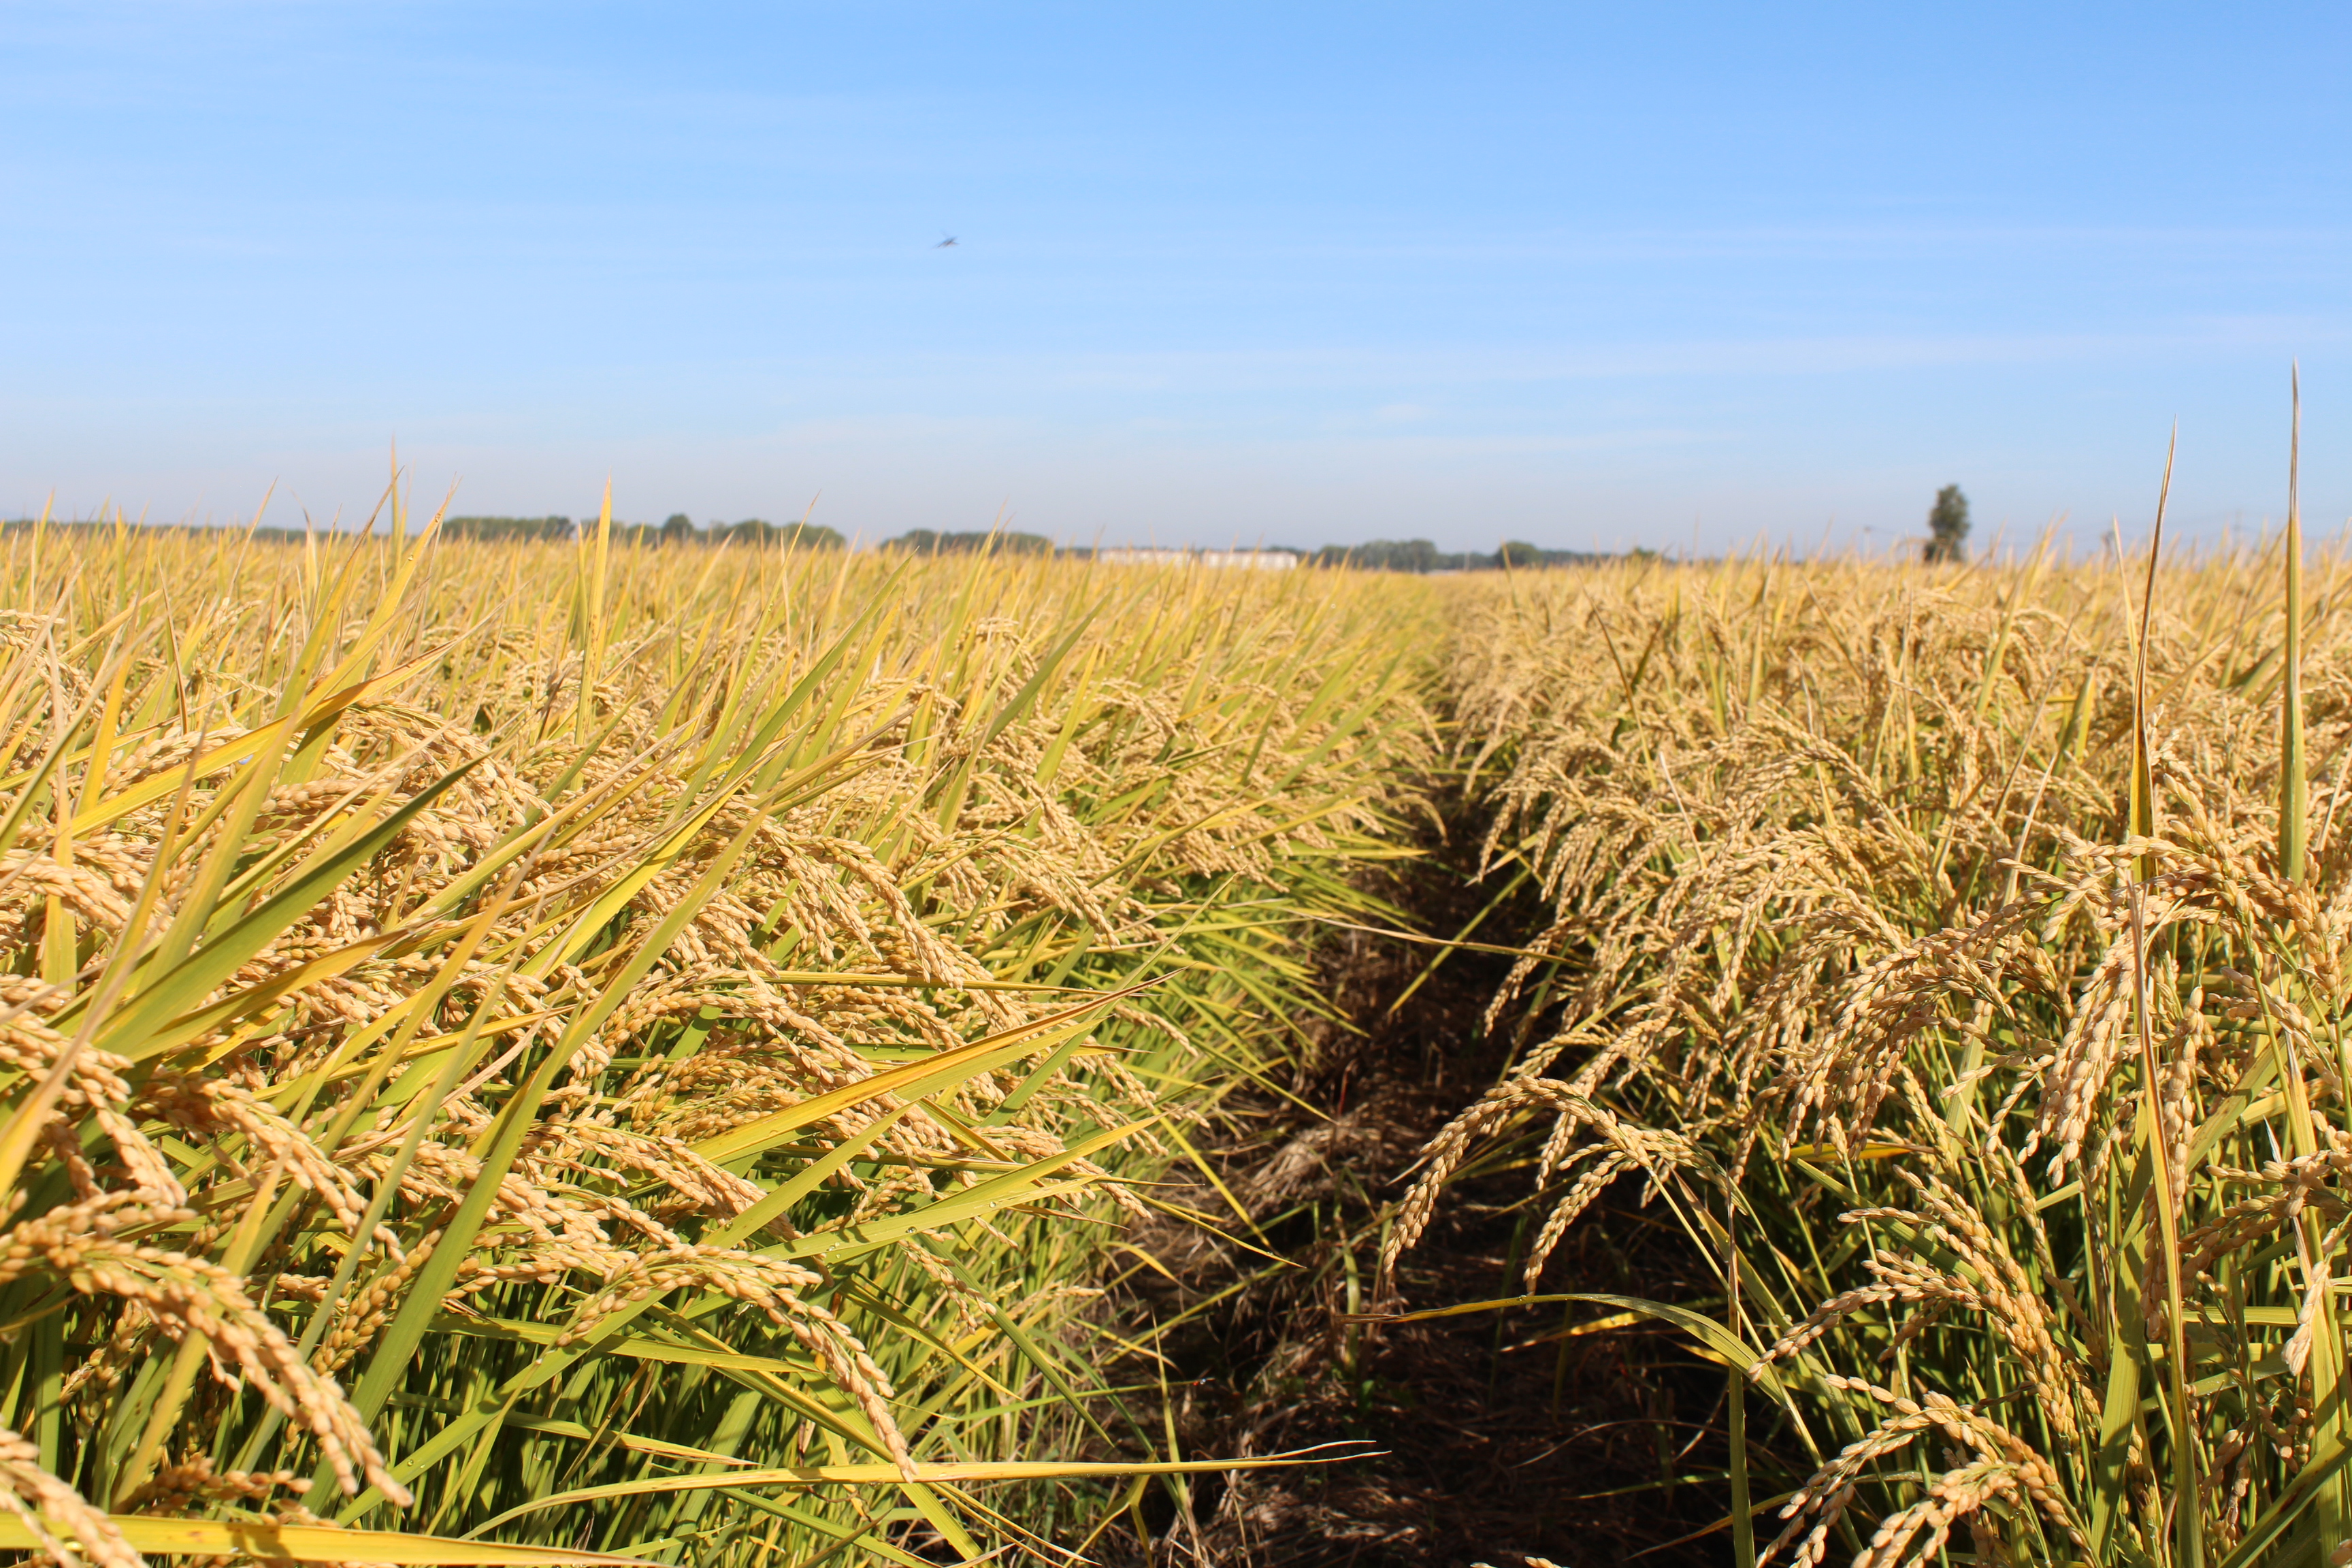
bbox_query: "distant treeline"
[868,533,1601,570]
[431,519,1032,553]
[880,529,1055,556]
[659,516,847,549]
[444,516,575,541]
[0,517,1606,570]
[1290,538,1601,572]
[611,521,1599,568]
[442,516,852,548]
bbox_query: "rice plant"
[1393,493,2352,1565]
[0,503,1432,1564]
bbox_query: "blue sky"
[7,3,2350,553]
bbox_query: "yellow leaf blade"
[0,1514,650,1565]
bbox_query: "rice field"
[10,491,2351,1568]
[0,508,1432,1565]
[1397,524,2352,1568]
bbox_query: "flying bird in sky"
[935,235,958,248]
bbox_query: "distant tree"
[442,516,573,542]
[1925,485,1970,564]
[775,521,846,551]
[662,513,694,544]
[1315,539,1444,572]
[881,529,1048,557]
[713,519,845,550]
[1497,540,1541,568]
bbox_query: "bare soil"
[1096,815,1751,1568]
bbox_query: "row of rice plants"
[0,506,1433,1565]
[1395,521,2352,1566]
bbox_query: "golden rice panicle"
[0,1422,143,1568]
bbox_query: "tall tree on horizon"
[1925,484,1970,564]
